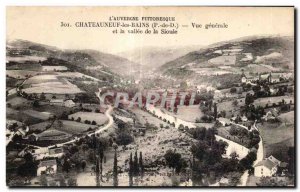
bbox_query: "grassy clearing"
[175,105,203,122]
[257,122,294,161]
[131,108,169,127]
[217,98,245,117]
[7,96,30,109]
[57,120,98,134]
[278,111,294,124]
[29,121,52,132]
[22,110,52,120]
[6,70,38,79]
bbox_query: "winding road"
[238,120,264,186]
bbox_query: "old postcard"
[6,6,295,187]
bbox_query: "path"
[238,120,264,186]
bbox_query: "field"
[175,105,204,122]
[29,121,52,132]
[35,104,77,115]
[131,108,169,127]
[68,112,108,125]
[278,111,294,124]
[217,98,245,117]
[7,97,30,109]
[241,64,282,74]
[23,75,83,94]
[24,74,59,84]
[36,128,71,141]
[56,120,98,134]
[42,66,68,71]
[6,70,38,79]
[56,72,101,82]
[190,67,235,76]
[257,121,294,161]
[161,105,203,123]
[29,120,97,134]
[7,56,47,62]
[22,110,53,120]
[7,108,45,125]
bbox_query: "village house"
[217,117,232,126]
[254,155,282,177]
[241,72,259,84]
[262,108,279,121]
[15,126,29,138]
[64,99,76,108]
[37,159,57,176]
[254,159,277,177]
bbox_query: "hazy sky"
[7,7,294,53]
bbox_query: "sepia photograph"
[5,6,295,187]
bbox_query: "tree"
[40,175,48,186]
[67,178,77,186]
[232,100,238,107]
[257,177,288,186]
[113,150,118,186]
[62,159,71,173]
[40,92,46,100]
[178,124,184,131]
[288,147,295,175]
[164,150,182,172]
[61,111,68,120]
[81,160,86,171]
[139,152,144,177]
[116,132,133,147]
[17,153,37,177]
[81,144,89,155]
[227,172,242,186]
[133,151,139,176]
[245,93,254,105]
[213,103,218,120]
[129,153,133,186]
[230,87,237,93]
[32,100,40,107]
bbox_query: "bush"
[230,87,237,93]
[116,132,133,146]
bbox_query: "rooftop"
[255,159,277,170]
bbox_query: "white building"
[217,117,232,126]
[37,159,57,176]
[64,100,75,108]
[254,159,278,177]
